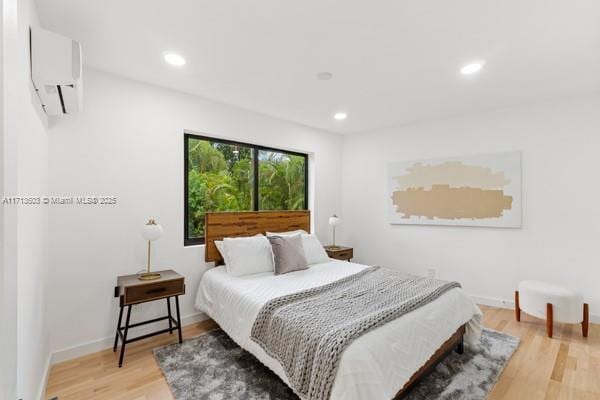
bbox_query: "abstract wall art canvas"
[388,151,521,228]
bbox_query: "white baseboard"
[37,353,52,400]
[470,294,600,323]
[50,311,209,365]
[470,294,515,310]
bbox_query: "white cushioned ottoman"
[515,280,588,338]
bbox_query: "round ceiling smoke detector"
[316,72,333,80]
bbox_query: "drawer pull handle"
[146,287,167,295]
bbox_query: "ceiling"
[36,0,600,134]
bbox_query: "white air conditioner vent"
[30,27,82,115]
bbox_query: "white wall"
[341,95,600,319]
[47,68,343,360]
[2,0,51,399]
[0,1,17,399]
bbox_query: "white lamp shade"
[142,221,163,241]
[329,215,341,227]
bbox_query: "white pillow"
[300,234,330,265]
[222,235,275,277]
[214,240,230,265]
[266,229,308,237]
[215,234,262,267]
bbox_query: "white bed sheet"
[195,260,482,400]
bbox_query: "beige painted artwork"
[388,152,521,227]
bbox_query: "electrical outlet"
[427,268,436,279]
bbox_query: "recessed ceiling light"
[460,62,484,75]
[317,72,333,80]
[163,52,186,67]
[334,112,347,120]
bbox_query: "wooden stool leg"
[515,291,521,322]
[546,303,553,338]
[582,303,589,338]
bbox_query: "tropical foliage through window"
[185,134,308,244]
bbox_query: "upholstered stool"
[515,280,588,338]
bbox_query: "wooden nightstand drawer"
[324,246,353,261]
[124,278,184,305]
[330,249,353,260]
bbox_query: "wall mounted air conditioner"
[30,27,82,115]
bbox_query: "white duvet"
[195,260,482,400]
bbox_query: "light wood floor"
[46,306,600,400]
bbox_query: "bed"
[195,210,482,400]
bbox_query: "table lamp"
[139,219,163,280]
[328,214,341,249]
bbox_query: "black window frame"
[184,133,309,246]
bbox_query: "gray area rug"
[154,328,519,400]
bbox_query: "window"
[258,149,307,211]
[184,133,308,245]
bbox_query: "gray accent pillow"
[268,235,309,275]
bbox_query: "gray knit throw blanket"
[250,266,461,400]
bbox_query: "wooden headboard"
[204,210,311,263]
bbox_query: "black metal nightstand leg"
[113,305,124,352]
[167,297,173,334]
[175,295,182,343]
[119,305,132,367]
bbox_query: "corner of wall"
[37,353,52,400]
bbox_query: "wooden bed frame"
[204,210,465,399]
[393,324,465,398]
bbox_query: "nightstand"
[113,269,185,367]
[324,246,353,261]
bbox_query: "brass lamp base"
[327,245,342,250]
[138,272,161,281]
